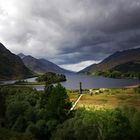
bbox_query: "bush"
[134,85,140,93]
[132,112,140,139]
[0,128,35,140]
[52,107,140,140]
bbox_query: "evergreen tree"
[46,84,72,122]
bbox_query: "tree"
[0,91,6,118]
[46,83,72,122]
[6,101,29,128]
[0,90,6,127]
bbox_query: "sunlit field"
[68,87,140,110]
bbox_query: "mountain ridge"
[0,43,34,80]
[18,53,72,74]
[79,47,140,74]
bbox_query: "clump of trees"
[97,70,140,79]
[15,80,28,84]
[36,72,66,84]
[134,85,140,93]
[0,84,71,140]
[97,70,122,78]
[52,107,140,140]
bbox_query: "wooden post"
[80,82,82,94]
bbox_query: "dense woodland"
[0,84,71,140]
[0,84,140,140]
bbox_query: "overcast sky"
[0,0,140,71]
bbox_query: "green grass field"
[68,87,140,110]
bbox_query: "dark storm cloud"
[0,0,140,70]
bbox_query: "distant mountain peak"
[18,53,26,59]
[18,54,72,74]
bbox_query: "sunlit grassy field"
[68,87,140,110]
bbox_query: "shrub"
[134,85,140,93]
[52,107,139,140]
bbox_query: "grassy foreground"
[68,87,140,110]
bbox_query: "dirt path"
[70,94,83,111]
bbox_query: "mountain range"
[0,43,34,80]
[18,53,71,74]
[80,47,140,76]
[0,41,140,80]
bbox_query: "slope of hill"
[96,61,140,79]
[18,53,71,74]
[113,61,140,73]
[0,43,34,80]
[111,61,140,78]
[80,48,140,75]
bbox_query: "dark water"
[1,74,140,90]
[61,74,140,89]
[27,74,140,90]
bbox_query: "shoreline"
[124,84,139,88]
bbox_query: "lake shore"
[0,74,140,90]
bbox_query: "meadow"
[68,87,140,110]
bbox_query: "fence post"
[80,82,82,94]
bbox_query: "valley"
[0,43,140,140]
[1,0,140,139]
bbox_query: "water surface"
[27,74,140,90]
[1,74,140,90]
[61,74,140,89]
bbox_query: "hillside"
[18,53,71,74]
[80,48,140,75]
[110,61,140,78]
[0,43,34,80]
[112,61,140,73]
